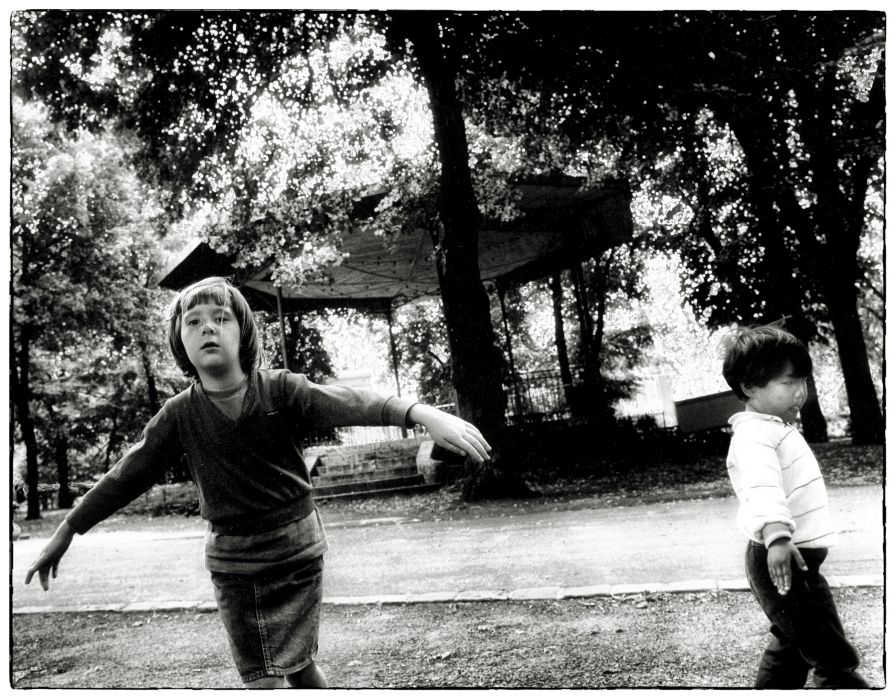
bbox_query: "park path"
[11,484,883,612]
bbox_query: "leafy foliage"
[453,10,884,442]
[11,10,885,512]
[455,11,883,326]
[258,312,335,382]
[13,11,431,289]
[11,96,183,502]
[393,300,454,406]
[13,11,349,194]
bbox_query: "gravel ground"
[13,442,883,689]
[12,587,884,689]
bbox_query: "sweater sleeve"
[65,402,182,534]
[729,422,796,541]
[283,372,416,429]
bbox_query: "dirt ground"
[12,442,883,690]
[11,587,884,689]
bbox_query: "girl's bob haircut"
[166,277,260,379]
[722,321,812,400]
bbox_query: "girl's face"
[742,361,808,423]
[180,302,243,380]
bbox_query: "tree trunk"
[104,414,120,472]
[817,205,884,444]
[817,279,883,444]
[782,320,829,444]
[586,254,614,422]
[569,261,597,387]
[55,432,74,509]
[788,55,884,445]
[800,373,828,444]
[11,324,42,520]
[825,280,884,444]
[140,342,161,414]
[588,252,612,377]
[399,17,533,500]
[549,273,575,408]
[496,284,524,419]
[723,106,829,441]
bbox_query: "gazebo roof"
[157,177,633,314]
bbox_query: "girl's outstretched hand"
[25,520,75,591]
[409,404,492,464]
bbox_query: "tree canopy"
[452,10,885,442]
[11,95,179,516]
[10,10,885,517]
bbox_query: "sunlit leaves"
[12,96,166,346]
[13,10,355,199]
[142,16,440,289]
[392,300,454,404]
[13,9,884,353]
[12,94,181,484]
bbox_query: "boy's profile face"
[741,360,808,423]
[180,301,243,380]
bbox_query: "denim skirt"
[211,555,324,683]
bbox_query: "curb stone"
[403,591,457,603]
[121,601,199,613]
[508,586,561,600]
[12,575,882,615]
[559,584,612,599]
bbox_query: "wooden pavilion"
[157,176,634,405]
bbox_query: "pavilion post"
[496,283,525,420]
[274,286,290,370]
[549,271,576,410]
[385,307,407,437]
[570,262,599,390]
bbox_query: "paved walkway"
[11,484,883,614]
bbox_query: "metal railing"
[304,424,426,449]
[302,369,675,448]
[504,368,579,423]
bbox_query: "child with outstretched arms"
[26,276,491,688]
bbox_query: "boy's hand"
[767,540,808,595]
[25,521,75,591]
[409,404,492,464]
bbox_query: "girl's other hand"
[25,521,75,591]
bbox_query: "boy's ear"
[740,382,755,398]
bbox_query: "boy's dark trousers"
[745,542,869,689]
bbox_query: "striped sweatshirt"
[726,411,837,548]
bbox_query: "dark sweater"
[66,369,416,535]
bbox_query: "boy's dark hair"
[722,322,812,400]
[166,277,260,379]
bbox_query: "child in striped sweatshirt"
[722,323,868,689]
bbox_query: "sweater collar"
[728,411,785,428]
[196,371,257,423]
[203,374,249,400]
